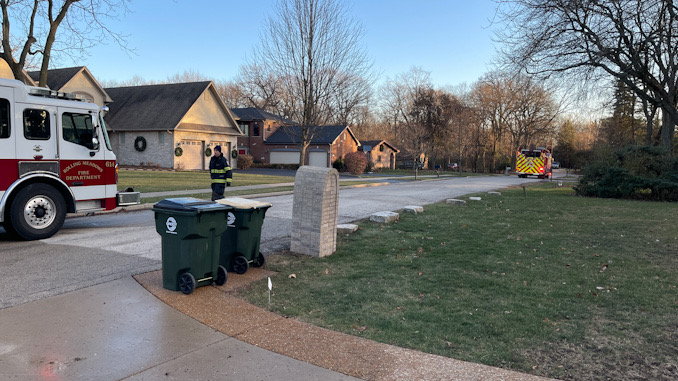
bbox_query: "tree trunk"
[661,109,675,153]
[299,142,309,166]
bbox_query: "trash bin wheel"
[215,265,228,286]
[233,255,249,274]
[253,252,265,268]
[179,272,196,294]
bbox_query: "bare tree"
[234,63,283,112]
[378,67,433,161]
[470,72,560,170]
[1,0,130,87]
[165,69,212,84]
[496,0,678,153]
[250,0,372,165]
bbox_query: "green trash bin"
[215,197,272,274]
[152,197,233,294]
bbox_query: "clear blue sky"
[82,0,499,88]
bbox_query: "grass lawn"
[238,183,678,381]
[117,169,294,193]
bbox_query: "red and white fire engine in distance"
[515,147,553,179]
[0,78,140,240]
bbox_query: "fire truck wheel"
[179,272,196,294]
[215,265,227,286]
[9,184,66,240]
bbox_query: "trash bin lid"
[216,197,272,210]
[152,197,231,214]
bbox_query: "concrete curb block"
[446,199,466,205]
[403,205,424,214]
[369,211,399,223]
[487,191,501,196]
[337,224,359,235]
[469,197,482,201]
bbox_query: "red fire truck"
[0,78,139,240]
[515,147,552,179]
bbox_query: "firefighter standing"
[209,145,232,200]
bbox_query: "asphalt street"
[0,174,541,309]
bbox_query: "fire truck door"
[15,104,58,163]
[57,108,107,201]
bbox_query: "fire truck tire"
[9,184,66,240]
[215,265,227,286]
[179,272,196,294]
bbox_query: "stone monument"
[290,166,339,257]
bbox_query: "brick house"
[265,125,360,167]
[104,82,242,170]
[358,140,399,169]
[230,107,295,163]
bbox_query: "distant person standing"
[209,145,232,200]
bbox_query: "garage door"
[270,151,299,164]
[180,140,204,170]
[309,151,328,167]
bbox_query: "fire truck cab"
[0,78,139,240]
[515,147,552,179]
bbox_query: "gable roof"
[359,139,400,153]
[28,66,112,103]
[231,107,296,124]
[104,81,239,133]
[266,125,359,145]
[28,67,82,90]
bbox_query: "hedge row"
[574,146,678,201]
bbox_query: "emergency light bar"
[27,87,87,101]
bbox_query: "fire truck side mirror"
[91,136,100,151]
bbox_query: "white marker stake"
[268,277,272,304]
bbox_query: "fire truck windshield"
[99,111,113,151]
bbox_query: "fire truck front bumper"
[117,189,141,206]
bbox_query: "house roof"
[28,67,82,90]
[266,125,359,145]
[27,66,112,103]
[359,139,400,153]
[230,107,296,124]
[104,81,239,134]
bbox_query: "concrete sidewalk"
[0,276,359,380]
[138,178,393,199]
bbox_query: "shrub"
[332,157,346,172]
[344,152,367,175]
[574,145,678,201]
[365,159,374,173]
[238,154,254,170]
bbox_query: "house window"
[252,123,260,137]
[378,156,382,162]
[239,123,249,135]
[121,132,125,144]
[0,98,10,138]
[158,131,164,144]
[380,145,384,152]
[23,109,50,140]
